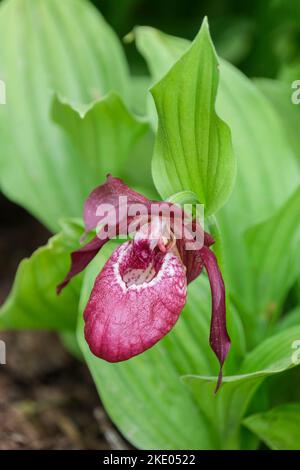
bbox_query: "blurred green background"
[92,0,300,78]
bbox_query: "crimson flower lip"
[57,175,230,391]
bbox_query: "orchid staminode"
[57,175,230,391]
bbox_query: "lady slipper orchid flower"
[57,175,230,391]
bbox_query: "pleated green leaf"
[150,19,236,217]
[183,325,300,449]
[240,326,300,375]
[0,219,83,330]
[134,26,189,129]
[216,63,300,319]
[276,306,300,332]
[128,74,152,117]
[245,186,300,321]
[135,27,189,84]
[182,374,263,450]
[255,78,300,164]
[52,92,149,194]
[256,82,300,314]
[243,403,300,450]
[0,0,130,231]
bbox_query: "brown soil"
[0,195,127,450]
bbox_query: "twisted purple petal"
[201,245,231,392]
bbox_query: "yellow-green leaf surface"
[183,325,300,449]
[276,306,300,332]
[0,220,83,330]
[135,27,189,84]
[52,92,149,194]
[0,0,130,231]
[216,63,300,317]
[134,26,189,129]
[244,403,300,450]
[245,186,300,321]
[150,19,236,217]
[182,373,263,450]
[255,78,300,164]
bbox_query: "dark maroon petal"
[204,231,214,247]
[176,221,215,284]
[57,218,126,294]
[84,174,151,233]
[56,236,105,294]
[176,242,204,284]
[200,245,230,392]
[84,241,187,362]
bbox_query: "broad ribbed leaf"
[217,63,300,318]
[255,78,300,164]
[135,27,189,84]
[52,92,149,195]
[245,186,300,321]
[134,26,188,129]
[77,242,245,449]
[182,374,263,450]
[150,19,236,217]
[183,325,300,449]
[217,64,300,230]
[0,0,130,231]
[276,306,300,332]
[0,220,83,330]
[240,326,300,375]
[129,75,151,116]
[243,403,300,450]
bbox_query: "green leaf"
[134,27,189,84]
[243,403,300,450]
[183,325,300,449]
[245,186,300,322]
[262,367,300,413]
[217,63,300,230]
[0,0,130,231]
[150,19,236,217]
[134,26,189,130]
[182,373,263,450]
[240,326,300,375]
[77,241,245,449]
[276,306,300,332]
[52,92,149,196]
[128,74,151,117]
[279,60,300,85]
[216,63,300,320]
[0,219,83,330]
[255,78,300,164]
[166,190,199,206]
